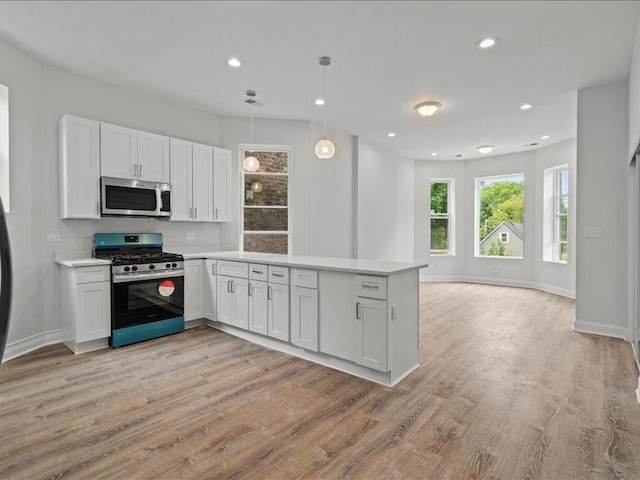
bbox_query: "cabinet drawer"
[268,266,289,285]
[291,269,318,289]
[249,263,268,281]
[218,261,249,278]
[75,266,110,284]
[355,275,387,300]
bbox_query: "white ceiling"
[0,1,638,160]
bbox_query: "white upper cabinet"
[213,147,232,222]
[59,115,101,219]
[100,123,138,179]
[137,130,170,183]
[169,138,192,222]
[170,140,213,223]
[101,123,169,182]
[192,143,214,222]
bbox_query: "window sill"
[543,259,568,265]
[475,255,524,260]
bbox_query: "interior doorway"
[630,153,640,401]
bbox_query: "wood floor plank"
[1,283,639,479]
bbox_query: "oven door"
[112,275,184,330]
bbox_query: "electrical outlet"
[490,268,498,274]
[583,227,603,238]
[47,234,61,242]
[185,232,195,242]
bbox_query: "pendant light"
[315,56,335,159]
[243,90,260,172]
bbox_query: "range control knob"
[131,266,138,272]
[166,263,171,269]
[124,266,130,272]
[149,264,155,270]
[172,263,177,268]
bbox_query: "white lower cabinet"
[248,280,268,335]
[217,275,249,329]
[291,286,319,351]
[355,297,388,371]
[204,260,217,321]
[60,264,111,354]
[184,259,204,322]
[268,283,289,341]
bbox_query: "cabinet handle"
[231,280,235,293]
[272,273,284,277]
[189,206,193,218]
[361,282,379,289]
[215,208,218,220]
[356,302,361,319]
[212,263,216,275]
[227,280,231,293]
[194,207,198,219]
[268,286,272,300]
[248,283,253,297]
[252,269,263,274]
[139,164,142,177]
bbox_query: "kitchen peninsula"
[179,251,428,387]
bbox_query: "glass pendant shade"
[315,138,335,159]
[243,155,260,172]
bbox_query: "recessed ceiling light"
[227,58,241,67]
[415,101,441,117]
[314,98,325,106]
[431,152,438,156]
[477,37,498,49]
[541,135,550,140]
[456,154,463,158]
[477,145,495,154]
[387,132,396,138]
[520,103,532,110]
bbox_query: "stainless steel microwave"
[100,177,171,218]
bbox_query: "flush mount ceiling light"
[315,56,336,159]
[477,37,498,49]
[520,103,532,110]
[431,152,438,156]
[387,132,396,138]
[314,98,325,106]
[243,90,260,172]
[228,57,241,67]
[541,135,550,140]
[415,101,441,117]
[477,145,495,154]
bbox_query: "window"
[241,147,290,254]
[0,84,8,212]
[543,165,568,263]
[430,179,454,255]
[476,173,524,258]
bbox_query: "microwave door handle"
[156,184,162,216]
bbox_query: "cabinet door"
[192,143,214,222]
[138,131,170,182]
[217,275,235,325]
[231,278,249,330]
[100,123,138,179]
[169,138,193,222]
[291,286,318,351]
[356,298,388,372]
[248,280,268,335]
[76,281,110,343]
[213,147,232,222]
[184,260,204,321]
[204,260,217,320]
[268,283,289,341]
[59,115,101,219]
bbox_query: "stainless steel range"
[94,233,185,348]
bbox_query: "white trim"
[572,321,627,340]
[418,275,575,299]
[1,329,62,363]
[185,318,206,329]
[0,83,9,212]
[429,178,455,256]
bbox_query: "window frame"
[429,178,455,256]
[553,166,569,263]
[239,144,292,255]
[499,232,509,243]
[474,173,525,259]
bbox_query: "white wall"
[218,116,355,258]
[357,138,414,262]
[0,37,227,354]
[414,140,577,297]
[575,81,629,338]
[629,16,640,158]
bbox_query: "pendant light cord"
[323,64,327,139]
[250,104,253,144]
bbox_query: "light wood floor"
[1,283,639,479]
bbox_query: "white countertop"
[55,258,112,268]
[179,251,428,275]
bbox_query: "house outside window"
[430,179,454,255]
[475,173,525,258]
[241,147,291,255]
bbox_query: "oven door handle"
[112,270,185,283]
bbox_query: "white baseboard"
[185,318,206,329]
[420,275,575,299]
[2,329,62,363]
[573,321,627,340]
